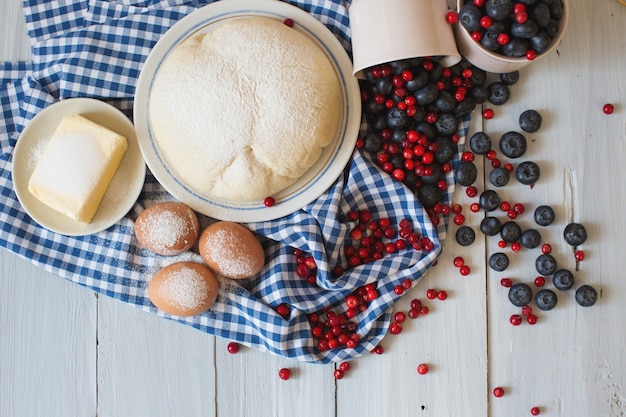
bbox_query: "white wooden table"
[2,1,625,416]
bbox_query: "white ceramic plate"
[134,0,361,223]
[12,98,146,236]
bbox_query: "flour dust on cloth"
[0,0,468,363]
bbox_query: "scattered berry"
[603,103,614,114]
[531,406,541,415]
[227,342,240,354]
[278,368,291,380]
[493,387,504,398]
[264,196,275,207]
[417,363,429,375]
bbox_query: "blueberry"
[520,229,542,248]
[376,77,393,95]
[405,70,429,91]
[435,112,460,137]
[434,137,456,164]
[550,0,565,20]
[364,98,385,116]
[414,121,437,140]
[535,289,558,311]
[499,131,527,158]
[479,190,501,212]
[470,67,487,85]
[563,222,588,246]
[552,269,575,291]
[469,132,492,155]
[544,19,560,38]
[519,109,543,133]
[500,221,522,243]
[502,38,530,58]
[490,167,511,187]
[534,205,556,226]
[575,285,598,307]
[489,252,510,272]
[508,283,533,307]
[481,30,502,52]
[414,83,440,105]
[455,96,477,116]
[389,60,410,75]
[459,4,483,32]
[488,82,511,105]
[480,216,502,236]
[455,161,478,186]
[392,129,407,144]
[471,85,490,104]
[367,112,388,131]
[516,161,541,185]
[386,108,410,129]
[417,184,442,209]
[435,91,457,112]
[530,30,551,54]
[421,163,442,185]
[456,226,476,247]
[363,132,383,153]
[485,0,514,20]
[500,71,520,85]
[536,253,557,276]
[530,3,552,26]
[511,20,539,39]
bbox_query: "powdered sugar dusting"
[142,210,191,253]
[161,266,209,310]
[205,228,257,278]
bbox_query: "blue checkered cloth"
[0,0,468,363]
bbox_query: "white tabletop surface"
[2,1,626,416]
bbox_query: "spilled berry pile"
[456,0,566,60]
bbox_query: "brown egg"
[199,221,265,279]
[148,261,219,316]
[135,201,200,255]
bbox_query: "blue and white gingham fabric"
[0,0,468,363]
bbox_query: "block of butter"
[28,113,128,223]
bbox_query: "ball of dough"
[199,221,265,279]
[149,16,342,202]
[135,202,200,255]
[148,261,219,316]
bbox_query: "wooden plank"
[96,296,217,417]
[486,1,626,415]
[214,338,336,417]
[336,113,489,417]
[0,251,97,417]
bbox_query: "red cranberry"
[264,196,275,207]
[333,369,344,380]
[371,345,384,354]
[395,311,407,323]
[227,342,240,354]
[454,256,465,267]
[541,244,552,254]
[459,265,471,276]
[603,103,614,114]
[389,322,403,335]
[278,368,291,380]
[493,387,504,397]
[521,305,533,316]
[534,276,546,287]
[419,306,430,316]
[527,314,538,325]
[510,314,522,326]
[500,278,513,287]
[276,303,290,319]
[339,361,351,372]
[417,363,429,375]
[410,298,422,310]
[483,108,494,119]
[575,250,585,261]
[466,186,478,197]
[531,406,540,415]
[283,18,294,27]
[446,11,459,24]
[437,290,448,300]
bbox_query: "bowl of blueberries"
[453,0,569,73]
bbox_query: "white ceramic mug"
[349,0,462,78]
